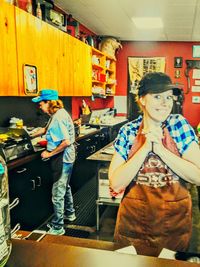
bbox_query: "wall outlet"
[192,96,200,103]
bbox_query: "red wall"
[116,41,200,127]
[72,97,114,120]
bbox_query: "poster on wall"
[128,57,166,95]
[23,64,38,95]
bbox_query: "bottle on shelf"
[26,0,32,14]
[36,2,42,19]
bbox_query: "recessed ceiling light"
[132,17,163,29]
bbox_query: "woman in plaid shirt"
[109,72,200,256]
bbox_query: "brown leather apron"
[114,126,192,257]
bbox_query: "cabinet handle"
[30,179,36,190]
[9,198,20,210]
[16,168,27,174]
[42,158,50,162]
[91,145,96,153]
[90,145,94,153]
[36,176,41,187]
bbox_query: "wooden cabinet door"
[59,35,92,96]
[15,8,44,95]
[72,38,92,96]
[58,32,73,96]
[0,2,19,96]
[39,22,60,90]
[15,7,60,95]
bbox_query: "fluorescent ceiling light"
[132,17,163,29]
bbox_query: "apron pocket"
[164,196,192,235]
[118,197,147,237]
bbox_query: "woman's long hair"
[47,99,64,114]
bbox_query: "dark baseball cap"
[32,89,59,103]
[138,72,182,97]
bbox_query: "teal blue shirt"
[46,109,75,163]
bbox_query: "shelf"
[91,47,116,96]
[92,64,104,70]
[92,80,104,84]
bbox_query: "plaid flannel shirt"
[110,114,198,197]
[114,114,198,161]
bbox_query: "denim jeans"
[51,162,75,229]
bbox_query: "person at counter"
[109,72,200,256]
[31,89,76,235]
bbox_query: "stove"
[0,127,34,162]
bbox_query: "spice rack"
[91,47,116,97]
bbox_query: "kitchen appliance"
[41,2,66,31]
[0,127,34,162]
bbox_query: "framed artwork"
[23,64,38,95]
[193,45,200,58]
[128,57,166,94]
[174,69,181,78]
[174,57,182,68]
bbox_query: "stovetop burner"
[0,127,34,162]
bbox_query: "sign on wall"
[128,57,166,95]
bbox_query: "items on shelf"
[26,0,32,14]
[92,86,105,95]
[91,47,116,96]
[99,37,122,60]
[36,2,42,19]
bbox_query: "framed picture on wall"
[193,45,200,58]
[23,64,38,95]
[174,57,182,68]
[128,57,166,94]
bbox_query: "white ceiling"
[54,0,200,41]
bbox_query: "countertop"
[7,128,101,170]
[88,117,128,127]
[87,142,114,162]
[6,238,199,267]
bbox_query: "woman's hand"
[142,125,164,152]
[41,150,52,159]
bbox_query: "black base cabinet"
[71,132,101,193]
[8,157,53,231]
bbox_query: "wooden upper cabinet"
[15,6,92,97]
[59,34,92,96]
[72,38,92,96]
[0,2,19,96]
